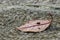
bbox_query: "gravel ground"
[0,0,60,40]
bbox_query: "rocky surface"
[0,0,60,40]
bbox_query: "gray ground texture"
[0,0,60,40]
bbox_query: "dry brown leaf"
[17,19,52,32]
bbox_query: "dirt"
[0,0,60,40]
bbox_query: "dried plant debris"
[17,19,52,32]
[17,13,53,32]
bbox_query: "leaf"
[17,19,52,32]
